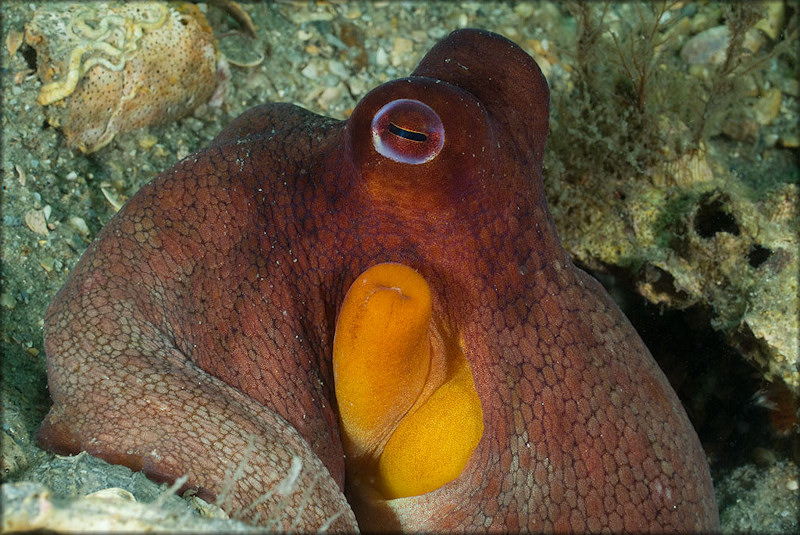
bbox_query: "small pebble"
[317,85,345,111]
[410,30,428,44]
[681,26,729,66]
[763,133,780,148]
[1,292,16,310]
[348,76,368,97]
[328,60,349,81]
[40,257,55,272]
[752,446,778,466]
[68,216,90,236]
[324,33,348,51]
[301,62,319,79]
[514,3,535,19]
[755,1,785,40]
[778,134,799,149]
[185,118,204,133]
[5,29,23,55]
[138,134,158,150]
[375,48,389,67]
[391,37,414,67]
[753,88,782,126]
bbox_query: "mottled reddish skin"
[38,29,718,532]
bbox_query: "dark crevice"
[747,244,772,268]
[21,44,37,71]
[694,195,740,238]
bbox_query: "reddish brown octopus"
[38,29,719,532]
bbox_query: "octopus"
[37,29,719,531]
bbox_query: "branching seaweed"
[547,1,794,187]
[692,2,799,144]
[551,1,685,183]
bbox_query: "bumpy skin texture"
[38,29,719,532]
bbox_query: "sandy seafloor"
[2,1,798,532]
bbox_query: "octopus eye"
[388,122,428,142]
[371,99,444,164]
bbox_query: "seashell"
[24,2,229,153]
[25,209,49,235]
[84,487,136,502]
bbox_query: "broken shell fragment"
[25,2,229,153]
[25,209,49,236]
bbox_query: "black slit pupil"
[388,122,428,142]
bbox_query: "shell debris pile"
[25,2,228,153]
